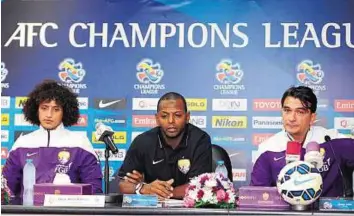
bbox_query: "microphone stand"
[103,145,120,205]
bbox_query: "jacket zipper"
[47,130,50,147]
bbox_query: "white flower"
[204,179,217,188]
[227,190,235,203]
[201,188,214,203]
[188,189,199,201]
[221,180,231,190]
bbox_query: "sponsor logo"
[94,98,126,110]
[296,60,326,93]
[212,116,247,128]
[58,58,87,93]
[132,98,159,110]
[273,156,285,161]
[153,159,164,165]
[94,149,126,161]
[213,59,245,95]
[334,117,354,130]
[317,99,329,110]
[1,130,9,142]
[294,177,316,186]
[94,116,126,127]
[334,100,354,112]
[212,135,246,143]
[26,152,38,157]
[1,62,9,89]
[134,58,165,95]
[212,99,247,111]
[92,131,126,144]
[1,113,10,126]
[232,168,247,182]
[252,117,283,129]
[132,115,156,128]
[253,99,281,111]
[131,131,144,142]
[1,96,10,108]
[74,115,88,127]
[77,97,88,110]
[186,98,207,111]
[252,133,274,146]
[189,116,207,128]
[101,166,115,181]
[14,131,32,141]
[15,97,28,109]
[1,147,9,159]
[14,114,33,126]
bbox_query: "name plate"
[122,194,158,208]
[44,194,105,207]
[319,197,354,211]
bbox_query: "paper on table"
[158,199,185,208]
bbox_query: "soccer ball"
[277,161,323,206]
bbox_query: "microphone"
[325,135,348,197]
[95,123,118,154]
[304,141,323,169]
[285,141,301,164]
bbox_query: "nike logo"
[99,100,121,108]
[294,177,316,186]
[273,156,285,161]
[152,159,164,165]
[26,152,38,157]
[229,152,240,158]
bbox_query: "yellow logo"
[58,150,70,164]
[320,148,326,157]
[92,132,126,144]
[1,114,10,126]
[177,159,191,174]
[212,116,247,128]
[262,192,269,201]
[186,98,207,111]
[15,97,28,109]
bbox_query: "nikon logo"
[15,97,28,109]
[212,116,247,128]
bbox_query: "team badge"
[58,150,70,165]
[177,159,191,174]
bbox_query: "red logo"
[334,100,354,112]
[74,115,88,127]
[1,147,8,159]
[132,115,157,128]
[253,99,281,111]
[252,134,274,146]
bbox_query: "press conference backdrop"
[1,0,354,191]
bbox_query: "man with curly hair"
[3,80,102,200]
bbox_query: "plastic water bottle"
[23,158,36,206]
[215,160,228,180]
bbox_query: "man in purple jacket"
[3,80,102,199]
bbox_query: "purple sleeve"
[3,149,22,195]
[250,152,273,186]
[78,151,103,194]
[335,138,354,168]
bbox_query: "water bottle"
[23,158,36,206]
[215,160,228,180]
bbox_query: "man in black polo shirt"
[118,92,212,199]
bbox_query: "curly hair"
[23,80,79,127]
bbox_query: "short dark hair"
[281,86,317,113]
[157,92,188,112]
[23,80,79,127]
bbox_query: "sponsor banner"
[101,166,115,181]
[14,114,33,126]
[132,115,156,128]
[252,150,260,164]
[189,116,207,128]
[186,98,207,111]
[1,96,10,109]
[252,133,274,146]
[94,148,126,161]
[1,130,9,142]
[317,99,329,110]
[252,116,283,129]
[1,113,10,126]
[77,97,89,110]
[232,168,247,182]
[132,98,159,110]
[253,99,281,111]
[131,131,144,142]
[334,100,354,112]
[92,131,127,144]
[334,117,354,130]
[14,130,33,141]
[212,135,246,143]
[74,115,88,127]
[94,115,126,128]
[212,99,247,111]
[313,117,328,128]
[1,147,9,159]
[94,98,126,110]
[15,97,28,109]
[212,116,247,128]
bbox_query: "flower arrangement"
[1,173,11,205]
[183,172,236,208]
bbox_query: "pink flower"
[216,189,226,202]
[197,189,204,199]
[183,196,196,208]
